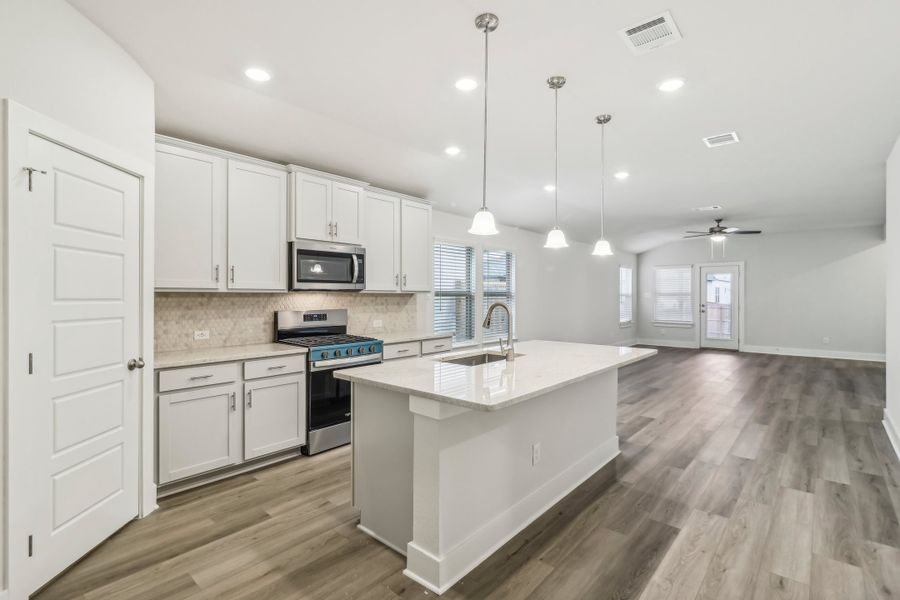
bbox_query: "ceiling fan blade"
[683,234,711,238]
[730,230,762,234]
[684,230,710,234]
[723,227,740,233]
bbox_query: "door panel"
[227,160,287,290]
[244,374,306,460]
[331,183,363,244]
[700,265,740,350]
[364,193,400,291]
[155,144,226,289]
[400,200,432,291]
[294,173,332,241]
[16,134,141,594]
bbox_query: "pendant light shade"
[592,239,614,256]
[544,76,568,248]
[468,13,500,236]
[469,207,499,235]
[592,114,615,256]
[544,227,568,249]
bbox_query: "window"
[482,249,516,341]
[619,266,633,326]
[433,242,476,343]
[654,266,693,324]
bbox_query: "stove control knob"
[321,351,330,359]
[369,345,377,353]
[346,347,353,355]
[357,346,365,354]
[334,349,342,357]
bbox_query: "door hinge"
[28,535,33,557]
[28,352,33,375]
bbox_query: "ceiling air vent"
[619,11,683,55]
[703,132,740,148]
[692,205,723,212]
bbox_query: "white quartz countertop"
[155,343,307,370]
[351,330,452,345]
[334,340,656,411]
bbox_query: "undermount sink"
[440,351,523,366]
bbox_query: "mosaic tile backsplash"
[155,292,421,353]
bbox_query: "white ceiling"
[69,0,900,253]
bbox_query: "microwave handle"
[351,255,359,283]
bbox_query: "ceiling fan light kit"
[467,13,500,236]
[683,217,762,257]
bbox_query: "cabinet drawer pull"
[189,374,214,380]
[434,344,446,349]
[267,365,287,370]
[397,349,410,353]
[230,392,236,411]
[247,389,253,408]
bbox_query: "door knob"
[127,357,145,370]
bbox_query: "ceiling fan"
[683,218,762,240]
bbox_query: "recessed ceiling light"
[444,146,461,156]
[544,184,556,192]
[455,78,478,91]
[657,78,684,92]
[613,171,629,180]
[244,67,271,82]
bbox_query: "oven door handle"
[310,354,382,371]
[351,255,359,284]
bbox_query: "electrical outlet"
[193,330,210,341]
[372,319,383,328]
[531,442,542,466]
[823,336,830,345]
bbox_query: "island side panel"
[406,370,618,594]
[352,382,414,555]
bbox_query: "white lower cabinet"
[244,374,306,460]
[158,382,242,484]
[157,357,307,486]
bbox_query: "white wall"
[885,135,900,456]
[424,210,636,346]
[636,225,886,360]
[0,0,155,592]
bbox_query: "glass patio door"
[699,265,740,350]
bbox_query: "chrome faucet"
[482,302,515,361]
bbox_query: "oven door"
[291,241,365,290]
[307,356,382,432]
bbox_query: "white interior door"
[700,265,740,350]
[11,133,141,594]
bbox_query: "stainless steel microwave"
[290,240,365,291]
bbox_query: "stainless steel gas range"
[275,309,383,455]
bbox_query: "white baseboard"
[358,523,407,556]
[636,338,698,349]
[884,414,900,461]
[404,437,619,595]
[741,344,886,362]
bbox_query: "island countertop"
[334,340,656,411]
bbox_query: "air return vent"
[619,11,683,55]
[703,132,740,148]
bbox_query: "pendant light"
[544,76,569,248]
[591,114,615,256]
[468,13,500,236]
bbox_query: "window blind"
[654,266,693,324]
[482,249,516,341]
[433,242,476,344]
[619,266,633,325]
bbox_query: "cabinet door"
[158,382,241,484]
[331,182,364,244]
[227,160,287,290]
[293,173,332,242]
[364,193,400,291]
[155,144,226,289]
[400,200,432,292]
[244,374,306,460]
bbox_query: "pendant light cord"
[599,121,605,239]
[481,27,489,211]
[554,87,559,227]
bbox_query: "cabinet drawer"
[422,337,453,355]
[158,362,240,393]
[383,341,421,360]
[244,354,306,380]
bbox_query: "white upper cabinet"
[364,193,401,292]
[227,160,287,291]
[293,173,332,242]
[400,199,432,292]
[290,169,366,244]
[331,182,364,244]
[155,144,226,289]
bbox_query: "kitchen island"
[334,340,656,594]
